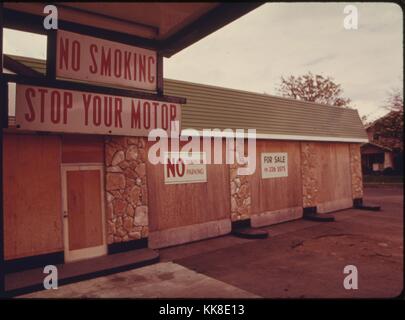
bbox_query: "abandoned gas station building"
[0,2,368,294]
[4,54,368,259]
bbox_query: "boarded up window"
[3,134,63,260]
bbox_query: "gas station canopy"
[2,2,263,57]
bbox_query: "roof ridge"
[164,78,357,112]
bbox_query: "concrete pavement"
[21,261,258,298]
[19,187,403,298]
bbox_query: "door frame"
[61,163,107,262]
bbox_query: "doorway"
[61,164,107,262]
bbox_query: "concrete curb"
[363,183,403,188]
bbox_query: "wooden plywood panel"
[250,140,302,214]
[315,143,352,203]
[147,138,230,231]
[62,134,104,164]
[66,170,103,250]
[3,133,63,260]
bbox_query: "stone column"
[105,136,149,244]
[301,142,320,208]
[349,143,363,199]
[230,163,252,221]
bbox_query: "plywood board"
[66,170,104,250]
[62,134,104,163]
[250,140,302,214]
[146,138,230,231]
[3,133,63,260]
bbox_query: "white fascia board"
[180,129,369,143]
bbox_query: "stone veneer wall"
[105,136,148,244]
[230,163,252,221]
[230,142,362,220]
[301,142,320,208]
[349,143,363,199]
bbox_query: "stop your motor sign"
[15,84,180,137]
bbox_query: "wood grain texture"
[314,142,352,204]
[250,140,302,214]
[61,134,104,163]
[3,133,63,260]
[146,138,230,231]
[66,170,103,250]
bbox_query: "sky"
[3,2,403,121]
[164,2,403,121]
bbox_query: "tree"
[276,72,352,107]
[361,114,371,126]
[369,87,403,153]
[384,87,403,112]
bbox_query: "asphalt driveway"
[22,186,403,298]
[165,186,403,298]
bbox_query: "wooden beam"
[3,55,42,77]
[160,3,264,57]
[3,73,187,104]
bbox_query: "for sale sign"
[15,84,180,137]
[56,30,157,91]
[164,152,207,185]
[261,152,288,179]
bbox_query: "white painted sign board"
[56,30,157,91]
[164,152,207,185]
[15,84,180,137]
[261,152,288,179]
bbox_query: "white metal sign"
[56,30,157,91]
[164,152,207,185]
[15,84,180,137]
[261,152,288,179]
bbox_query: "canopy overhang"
[2,2,263,57]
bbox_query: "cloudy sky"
[4,2,403,121]
[165,2,403,121]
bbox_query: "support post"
[0,1,6,296]
[156,52,164,96]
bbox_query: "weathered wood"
[66,170,103,250]
[250,140,303,214]
[62,134,104,163]
[3,134,63,260]
[146,138,230,232]
[315,143,352,205]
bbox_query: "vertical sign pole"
[46,29,57,80]
[156,52,164,96]
[0,1,6,296]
